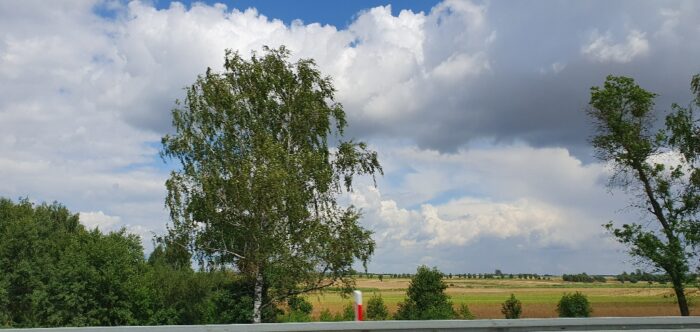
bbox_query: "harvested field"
[307,277,700,319]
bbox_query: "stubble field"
[307,277,700,319]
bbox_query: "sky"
[1,0,699,274]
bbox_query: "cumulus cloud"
[80,210,121,230]
[344,142,635,273]
[1,0,699,272]
[421,198,565,248]
[4,0,693,156]
[582,30,650,63]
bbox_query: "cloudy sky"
[1,0,699,274]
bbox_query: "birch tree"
[161,46,381,323]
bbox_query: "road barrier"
[6,317,700,332]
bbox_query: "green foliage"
[501,294,522,319]
[556,292,592,317]
[141,258,220,325]
[366,293,389,320]
[277,297,313,322]
[0,197,282,327]
[588,74,700,316]
[317,305,352,322]
[456,303,475,320]
[342,302,356,321]
[161,46,382,322]
[318,308,337,322]
[208,276,279,324]
[0,198,146,327]
[394,266,455,320]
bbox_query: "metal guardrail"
[6,317,700,332]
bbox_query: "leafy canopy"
[161,46,382,319]
[394,266,455,320]
[588,74,700,316]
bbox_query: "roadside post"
[353,290,363,321]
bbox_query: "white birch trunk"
[253,272,263,323]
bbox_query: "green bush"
[456,303,475,320]
[366,293,389,320]
[318,308,338,322]
[501,294,522,319]
[556,292,592,317]
[342,302,355,321]
[277,296,313,322]
[394,266,455,320]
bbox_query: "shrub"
[342,302,355,321]
[456,303,475,320]
[501,294,522,319]
[318,308,339,322]
[557,292,592,317]
[277,296,313,322]
[394,266,455,320]
[366,293,389,320]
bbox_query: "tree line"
[0,198,356,327]
[0,198,597,327]
[561,273,606,283]
[616,270,677,284]
[356,272,552,280]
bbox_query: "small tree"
[394,266,455,320]
[366,293,389,320]
[501,294,522,319]
[557,292,592,317]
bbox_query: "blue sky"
[148,0,441,28]
[1,0,699,274]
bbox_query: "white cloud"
[2,0,699,273]
[582,29,650,63]
[420,198,566,248]
[345,142,633,272]
[0,0,496,251]
[80,210,121,230]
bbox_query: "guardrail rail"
[6,317,700,332]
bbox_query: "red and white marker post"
[353,290,363,321]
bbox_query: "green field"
[306,277,698,319]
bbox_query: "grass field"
[305,277,700,319]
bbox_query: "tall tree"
[161,46,382,323]
[587,74,700,316]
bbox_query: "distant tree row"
[357,272,552,280]
[562,273,606,283]
[616,270,671,284]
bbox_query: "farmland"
[307,277,700,319]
